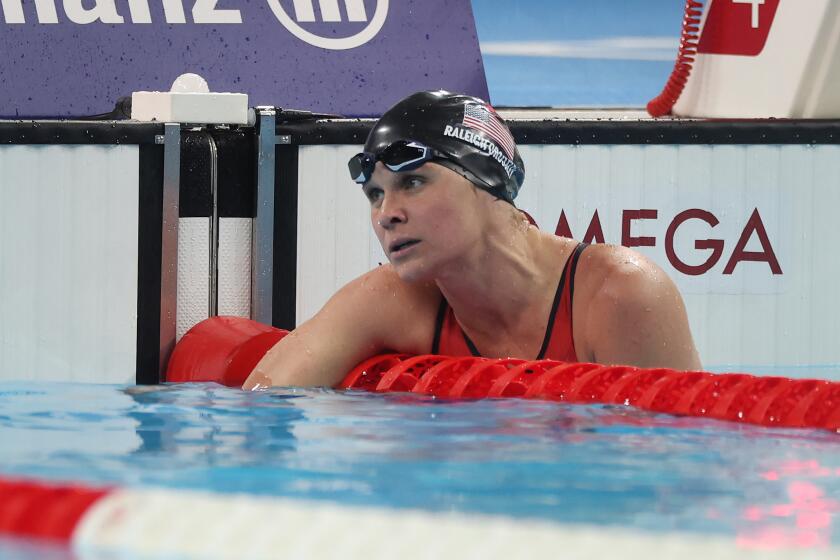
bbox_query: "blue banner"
[0,0,488,117]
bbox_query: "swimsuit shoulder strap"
[431,296,448,355]
[536,242,588,360]
[433,242,588,360]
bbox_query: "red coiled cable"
[647,0,705,117]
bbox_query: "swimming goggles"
[348,140,442,184]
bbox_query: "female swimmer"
[243,91,700,389]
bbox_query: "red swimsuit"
[431,243,588,361]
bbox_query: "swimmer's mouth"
[389,239,420,254]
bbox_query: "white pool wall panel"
[295,143,840,372]
[177,217,252,340]
[217,218,252,318]
[177,218,211,341]
[0,145,139,383]
[296,145,387,325]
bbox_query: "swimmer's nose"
[377,214,405,229]
[377,195,406,229]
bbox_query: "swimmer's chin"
[389,262,438,284]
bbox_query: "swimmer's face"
[364,161,486,282]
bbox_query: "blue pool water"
[1,380,839,555]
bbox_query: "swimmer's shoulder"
[336,264,441,353]
[570,242,697,366]
[536,234,665,296]
[571,242,671,313]
[347,264,441,310]
[583,242,670,284]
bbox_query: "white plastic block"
[131,91,249,125]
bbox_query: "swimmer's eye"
[363,186,384,205]
[401,175,425,189]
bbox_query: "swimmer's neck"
[435,227,569,334]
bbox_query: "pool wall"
[1,116,839,383]
[0,123,167,384]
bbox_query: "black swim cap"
[364,90,525,203]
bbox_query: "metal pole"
[206,131,220,317]
[252,108,277,325]
[159,123,181,380]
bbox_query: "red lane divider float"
[12,476,823,559]
[0,478,110,542]
[167,317,840,431]
[167,315,289,387]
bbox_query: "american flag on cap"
[462,103,516,159]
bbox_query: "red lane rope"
[341,355,840,431]
[166,317,840,432]
[647,0,705,117]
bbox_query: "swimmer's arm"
[242,267,434,389]
[583,253,702,371]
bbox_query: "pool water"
[1,380,839,555]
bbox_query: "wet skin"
[243,162,701,390]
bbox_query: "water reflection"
[1,381,838,547]
[0,538,76,560]
[738,460,840,549]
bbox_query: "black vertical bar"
[272,145,299,330]
[136,144,165,384]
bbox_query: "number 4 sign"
[697,0,781,56]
